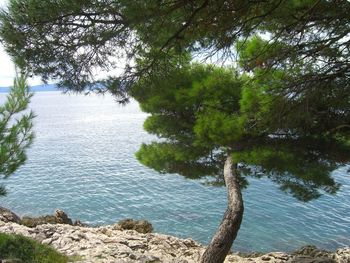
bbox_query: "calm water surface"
[1,91,349,252]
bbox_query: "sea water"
[1,91,349,252]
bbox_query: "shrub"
[0,233,67,263]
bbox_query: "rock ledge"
[0,220,349,263]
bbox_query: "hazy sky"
[0,0,42,86]
[0,0,15,86]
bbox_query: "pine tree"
[0,74,35,196]
[131,59,349,262]
[0,1,349,262]
[0,1,349,101]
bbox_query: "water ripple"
[0,92,349,252]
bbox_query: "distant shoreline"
[0,83,58,93]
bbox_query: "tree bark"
[200,155,244,263]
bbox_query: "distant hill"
[0,83,58,93]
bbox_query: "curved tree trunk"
[200,155,244,263]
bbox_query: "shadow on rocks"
[0,207,21,224]
[19,209,87,228]
[115,219,153,234]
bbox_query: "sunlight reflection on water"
[1,91,349,252]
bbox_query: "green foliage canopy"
[0,0,348,202]
[0,0,349,103]
[132,59,349,202]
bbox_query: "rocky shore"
[0,207,349,263]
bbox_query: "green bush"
[0,233,68,263]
